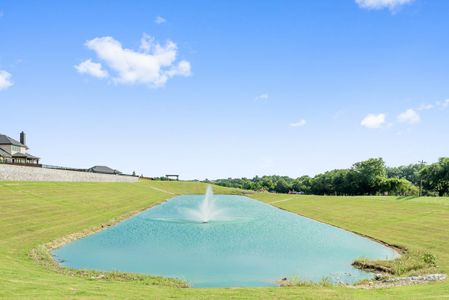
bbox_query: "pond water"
[53,195,398,288]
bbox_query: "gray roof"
[11,152,39,159]
[24,153,39,159]
[0,134,28,149]
[88,165,121,174]
[0,148,11,158]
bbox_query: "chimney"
[20,131,26,146]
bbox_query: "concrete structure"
[0,131,40,165]
[0,164,138,182]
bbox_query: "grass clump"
[279,276,335,287]
[353,250,439,278]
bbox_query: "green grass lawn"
[0,180,448,299]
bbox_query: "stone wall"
[0,164,138,183]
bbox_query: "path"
[148,186,176,195]
[269,197,295,204]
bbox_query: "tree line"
[211,157,449,196]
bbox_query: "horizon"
[1,0,448,180]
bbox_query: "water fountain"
[183,185,225,223]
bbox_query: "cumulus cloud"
[254,93,269,101]
[361,113,386,129]
[397,109,420,124]
[155,16,166,24]
[355,0,413,10]
[289,119,307,128]
[0,70,13,91]
[79,34,191,87]
[75,59,108,78]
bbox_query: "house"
[0,132,40,165]
[88,165,121,175]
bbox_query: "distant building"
[0,132,40,165]
[88,165,122,175]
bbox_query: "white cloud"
[75,59,109,78]
[254,93,269,101]
[289,119,307,128]
[0,70,13,91]
[355,0,413,10]
[361,113,386,129]
[0,11,4,18]
[417,103,434,111]
[80,34,191,87]
[397,108,420,124]
[438,99,449,109]
[155,16,166,24]
[140,33,154,53]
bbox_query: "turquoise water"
[53,195,398,287]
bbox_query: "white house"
[0,132,40,165]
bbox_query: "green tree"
[274,178,291,193]
[352,158,387,195]
[379,177,418,196]
[421,158,449,196]
[293,176,312,194]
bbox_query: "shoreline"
[265,198,405,254]
[261,194,448,288]
[29,194,189,288]
[30,191,444,290]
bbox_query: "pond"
[53,194,398,287]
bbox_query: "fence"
[0,161,138,178]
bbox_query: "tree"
[274,178,291,193]
[421,158,449,196]
[352,158,387,195]
[387,164,424,186]
[379,177,418,196]
[293,176,312,194]
[210,157,449,196]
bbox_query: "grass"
[0,180,449,299]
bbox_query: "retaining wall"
[0,164,138,183]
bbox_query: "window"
[12,145,22,153]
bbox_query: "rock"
[355,273,447,289]
[374,273,384,280]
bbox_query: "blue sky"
[0,0,448,179]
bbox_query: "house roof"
[0,134,28,149]
[24,153,40,159]
[11,152,40,159]
[0,148,11,158]
[88,165,121,174]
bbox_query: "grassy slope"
[0,181,448,299]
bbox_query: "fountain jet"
[183,185,226,223]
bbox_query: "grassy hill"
[0,180,448,299]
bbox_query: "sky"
[0,0,448,180]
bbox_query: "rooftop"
[0,134,28,149]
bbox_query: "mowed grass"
[0,181,448,299]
